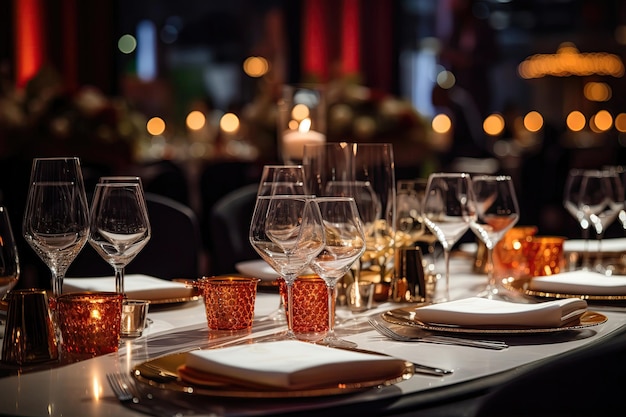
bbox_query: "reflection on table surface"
[1,255,626,416]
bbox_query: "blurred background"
[2,0,626,288]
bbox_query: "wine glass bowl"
[309,197,366,348]
[88,182,151,295]
[22,157,90,298]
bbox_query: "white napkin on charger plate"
[563,237,626,253]
[412,297,588,328]
[529,270,626,295]
[179,340,408,390]
[64,274,195,301]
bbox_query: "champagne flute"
[422,172,476,302]
[249,195,325,339]
[303,142,395,311]
[469,175,519,298]
[88,182,151,295]
[0,206,20,305]
[22,157,90,299]
[309,197,366,348]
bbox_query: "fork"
[368,318,508,350]
[107,372,199,417]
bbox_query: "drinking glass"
[257,164,308,322]
[88,182,151,295]
[303,142,395,311]
[563,169,592,269]
[422,172,476,302]
[0,206,20,303]
[579,169,624,274]
[309,197,366,348]
[22,157,90,298]
[469,175,519,298]
[249,195,325,339]
[396,179,438,273]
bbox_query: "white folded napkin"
[529,271,626,295]
[180,340,408,390]
[64,274,195,301]
[563,237,626,253]
[412,297,588,328]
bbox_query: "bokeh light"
[432,114,452,133]
[566,111,586,131]
[220,113,240,133]
[117,34,136,54]
[523,111,544,132]
[186,110,206,131]
[483,113,505,136]
[146,117,166,136]
[243,56,269,78]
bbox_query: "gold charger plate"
[132,350,413,398]
[382,308,607,335]
[502,276,626,301]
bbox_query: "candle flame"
[299,118,311,133]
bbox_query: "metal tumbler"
[392,246,427,302]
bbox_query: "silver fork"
[107,372,202,417]
[368,318,508,350]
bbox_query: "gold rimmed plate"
[132,351,413,398]
[502,276,626,302]
[382,308,607,335]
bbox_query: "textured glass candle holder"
[199,276,259,330]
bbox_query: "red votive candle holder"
[279,275,329,341]
[198,276,260,331]
[57,292,123,357]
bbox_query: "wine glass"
[88,182,151,295]
[422,172,476,302]
[257,164,308,322]
[309,197,366,348]
[0,206,20,304]
[579,169,624,275]
[22,157,90,299]
[303,142,395,311]
[469,175,520,298]
[563,169,593,269]
[249,195,325,339]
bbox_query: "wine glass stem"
[486,247,496,289]
[326,283,337,338]
[285,278,296,338]
[582,226,591,270]
[51,271,62,299]
[443,248,451,302]
[115,267,125,295]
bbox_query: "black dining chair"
[67,192,202,280]
[208,183,260,275]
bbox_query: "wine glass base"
[318,336,357,349]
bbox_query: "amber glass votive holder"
[528,236,566,277]
[57,292,123,357]
[278,275,329,341]
[493,226,538,279]
[198,276,260,331]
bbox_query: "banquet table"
[1,254,626,417]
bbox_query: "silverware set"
[368,317,508,350]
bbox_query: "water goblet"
[563,169,593,269]
[22,157,90,299]
[309,197,366,348]
[469,175,520,298]
[249,195,325,339]
[88,182,151,295]
[422,172,476,302]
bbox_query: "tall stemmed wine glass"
[469,176,519,298]
[257,164,308,322]
[563,169,593,270]
[422,173,476,302]
[88,182,151,295]
[22,157,90,299]
[309,197,366,348]
[303,142,395,311]
[0,206,20,303]
[249,195,325,339]
[578,169,624,275]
